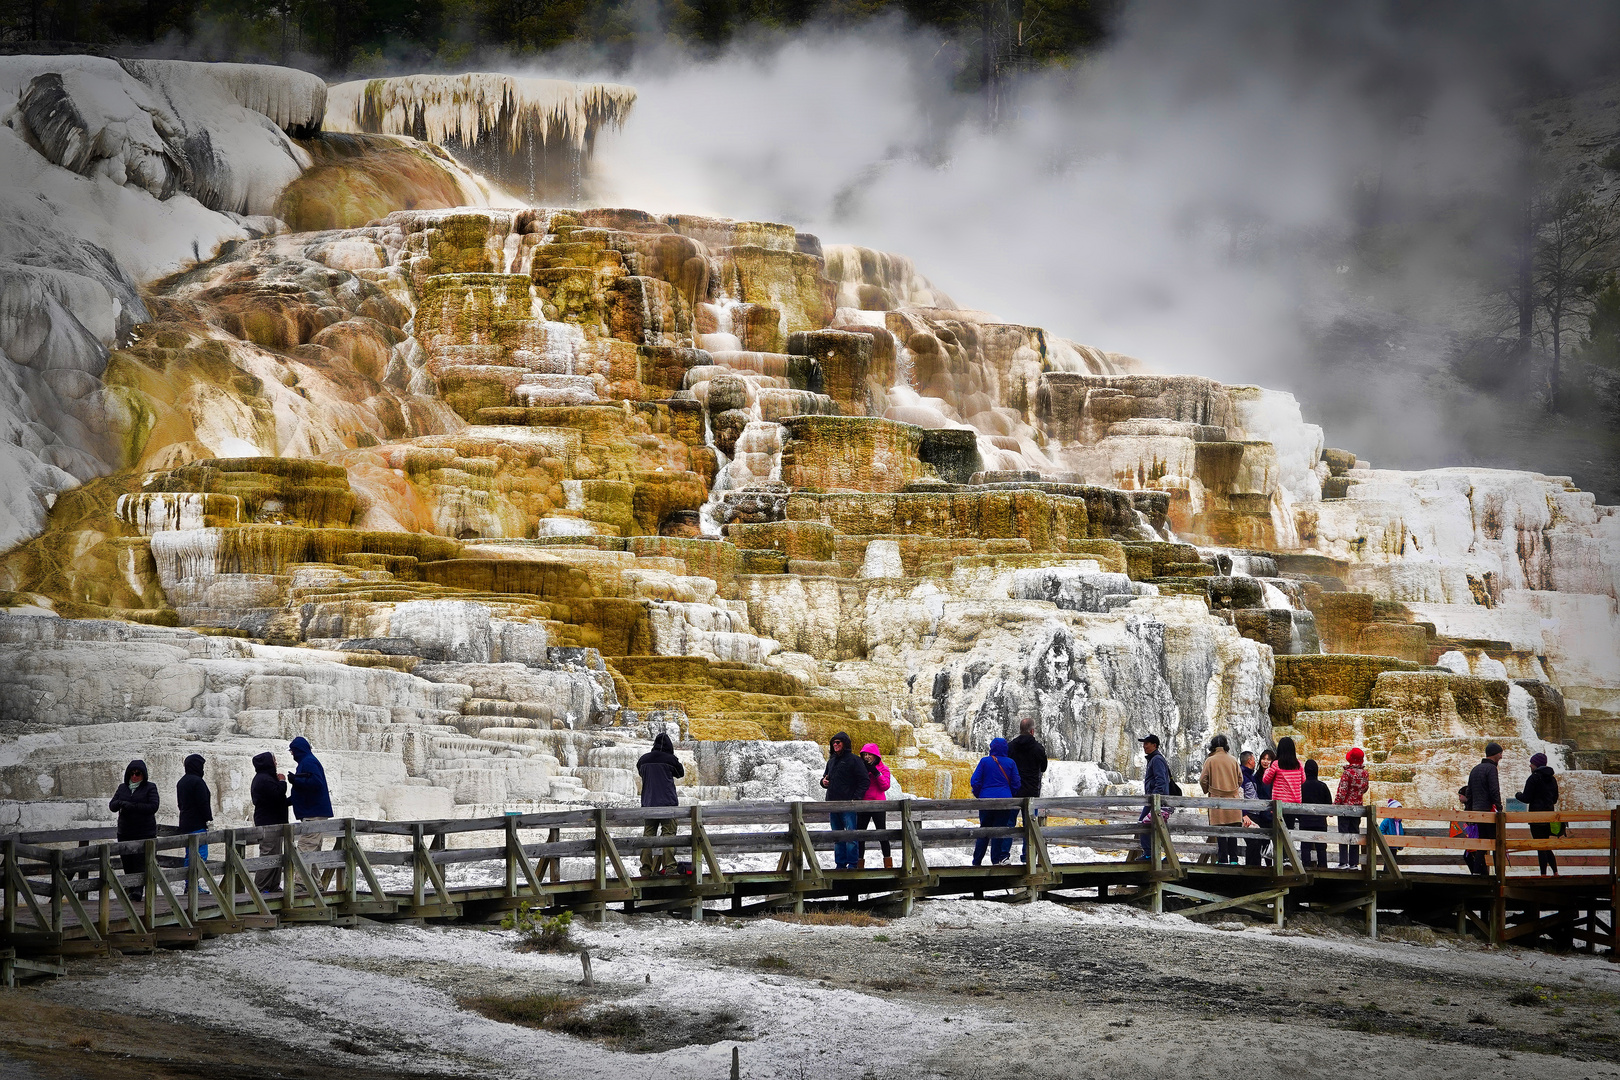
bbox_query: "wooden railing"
[2,794,1613,975]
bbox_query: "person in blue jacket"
[287,736,333,856]
[1136,733,1172,858]
[970,737,1022,866]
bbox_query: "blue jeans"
[183,831,208,865]
[973,809,1017,865]
[830,811,861,869]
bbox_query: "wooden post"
[143,840,156,928]
[1492,810,1508,947]
[690,805,704,924]
[283,824,297,910]
[2,836,15,937]
[49,850,63,934]
[504,817,519,899]
[1610,807,1619,959]
[220,829,237,920]
[1364,804,1377,940]
[1148,795,1161,872]
[343,820,358,906]
[790,801,805,915]
[411,824,425,910]
[186,833,201,923]
[97,847,111,936]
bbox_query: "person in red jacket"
[1335,747,1370,869]
[1264,737,1306,839]
[856,743,893,869]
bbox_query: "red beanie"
[1346,747,1365,765]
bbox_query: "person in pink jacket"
[857,743,894,869]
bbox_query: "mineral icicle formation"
[325,74,637,202]
[0,59,1617,837]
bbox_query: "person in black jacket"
[1516,752,1560,876]
[250,751,290,894]
[637,732,685,877]
[1007,718,1048,861]
[1297,759,1332,869]
[109,759,159,902]
[819,732,870,870]
[176,753,213,877]
[1464,742,1504,876]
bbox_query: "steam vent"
[1,55,1617,838]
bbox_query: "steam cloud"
[554,0,1620,487]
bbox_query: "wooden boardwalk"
[3,795,1614,984]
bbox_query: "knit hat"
[1346,747,1365,765]
[1530,752,1548,768]
[1485,741,1504,757]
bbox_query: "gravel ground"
[2,899,1617,1080]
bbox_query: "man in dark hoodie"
[819,732,870,870]
[287,736,334,855]
[251,751,291,893]
[1007,718,1048,861]
[1464,741,1503,876]
[108,759,159,902]
[176,753,213,879]
[636,732,685,877]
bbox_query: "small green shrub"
[500,903,576,952]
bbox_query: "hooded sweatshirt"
[1516,765,1559,812]
[109,759,160,841]
[1007,732,1048,798]
[637,732,685,808]
[970,738,1022,800]
[1298,760,1332,832]
[821,732,871,802]
[859,744,892,801]
[251,752,290,826]
[287,737,333,819]
[176,753,213,833]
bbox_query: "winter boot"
[883,857,894,869]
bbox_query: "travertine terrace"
[1,58,1617,837]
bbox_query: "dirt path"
[2,900,1617,1079]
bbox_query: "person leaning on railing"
[1515,752,1560,877]
[636,732,685,877]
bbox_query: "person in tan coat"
[1199,734,1244,864]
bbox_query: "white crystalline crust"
[326,74,636,152]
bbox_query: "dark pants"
[857,810,890,859]
[974,809,1017,865]
[119,849,145,903]
[1529,821,1558,874]
[1245,815,1272,866]
[1216,836,1241,864]
[830,811,861,869]
[1338,816,1361,868]
[1296,822,1321,867]
[256,831,283,895]
[1465,823,1496,876]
